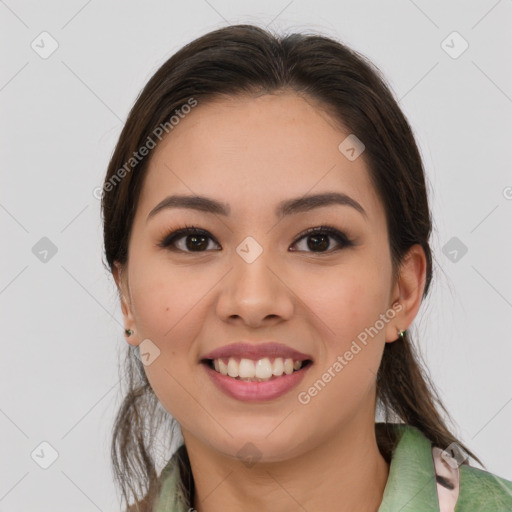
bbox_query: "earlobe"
[123,326,139,346]
[385,303,407,344]
[124,328,139,347]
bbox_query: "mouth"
[199,342,314,401]
[202,357,313,382]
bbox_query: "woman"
[101,24,512,511]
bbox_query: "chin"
[195,423,313,464]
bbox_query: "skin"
[113,90,427,512]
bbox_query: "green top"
[153,424,512,511]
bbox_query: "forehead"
[138,91,384,225]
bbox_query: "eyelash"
[158,224,355,254]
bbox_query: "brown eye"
[291,226,354,253]
[159,226,220,252]
[159,225,353,254]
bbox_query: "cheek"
[295,263,389,347]
[127,263,208,423]
[126,256,217,372]
[294,264,389,407]
[128,258,208,343]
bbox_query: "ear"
[113,261,139,346]
[385,244,427,343]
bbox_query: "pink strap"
[432,446,460,512]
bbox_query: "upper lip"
[201,342,313,362]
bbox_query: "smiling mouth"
[203,357,313,382]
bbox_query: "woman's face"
[115,91,412,462]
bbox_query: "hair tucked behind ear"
[111,347,163,510]
[375,336,480,465]
[102,23,481,511]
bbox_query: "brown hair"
[101,23,481,511]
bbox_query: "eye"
[290,225,354,253]
[158,225,220,252]
[158,224,354,254]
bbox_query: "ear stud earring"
[125,329,134,336]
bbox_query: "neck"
[182,420,389,512]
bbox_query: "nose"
[215,245,295,328]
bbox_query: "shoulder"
[378,423,512,511]
[456,464,512,511]
[431,442,512,511]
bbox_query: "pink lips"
[201,342,313,402]
[201,342,313,362]
[203,364,311,402]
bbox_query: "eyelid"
[158,224,354,253]
[158,224,220,250]
[291,225,354,252]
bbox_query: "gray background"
[1,0,511,510]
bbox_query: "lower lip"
[203,362,311,402]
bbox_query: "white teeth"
[211,357,305,381]
[272,357,284,375]
[227,358,239,378]
[239,358,256,379]
[218,359,228,375]
[255,357,273,379]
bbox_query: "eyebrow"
[146,192,367,222]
